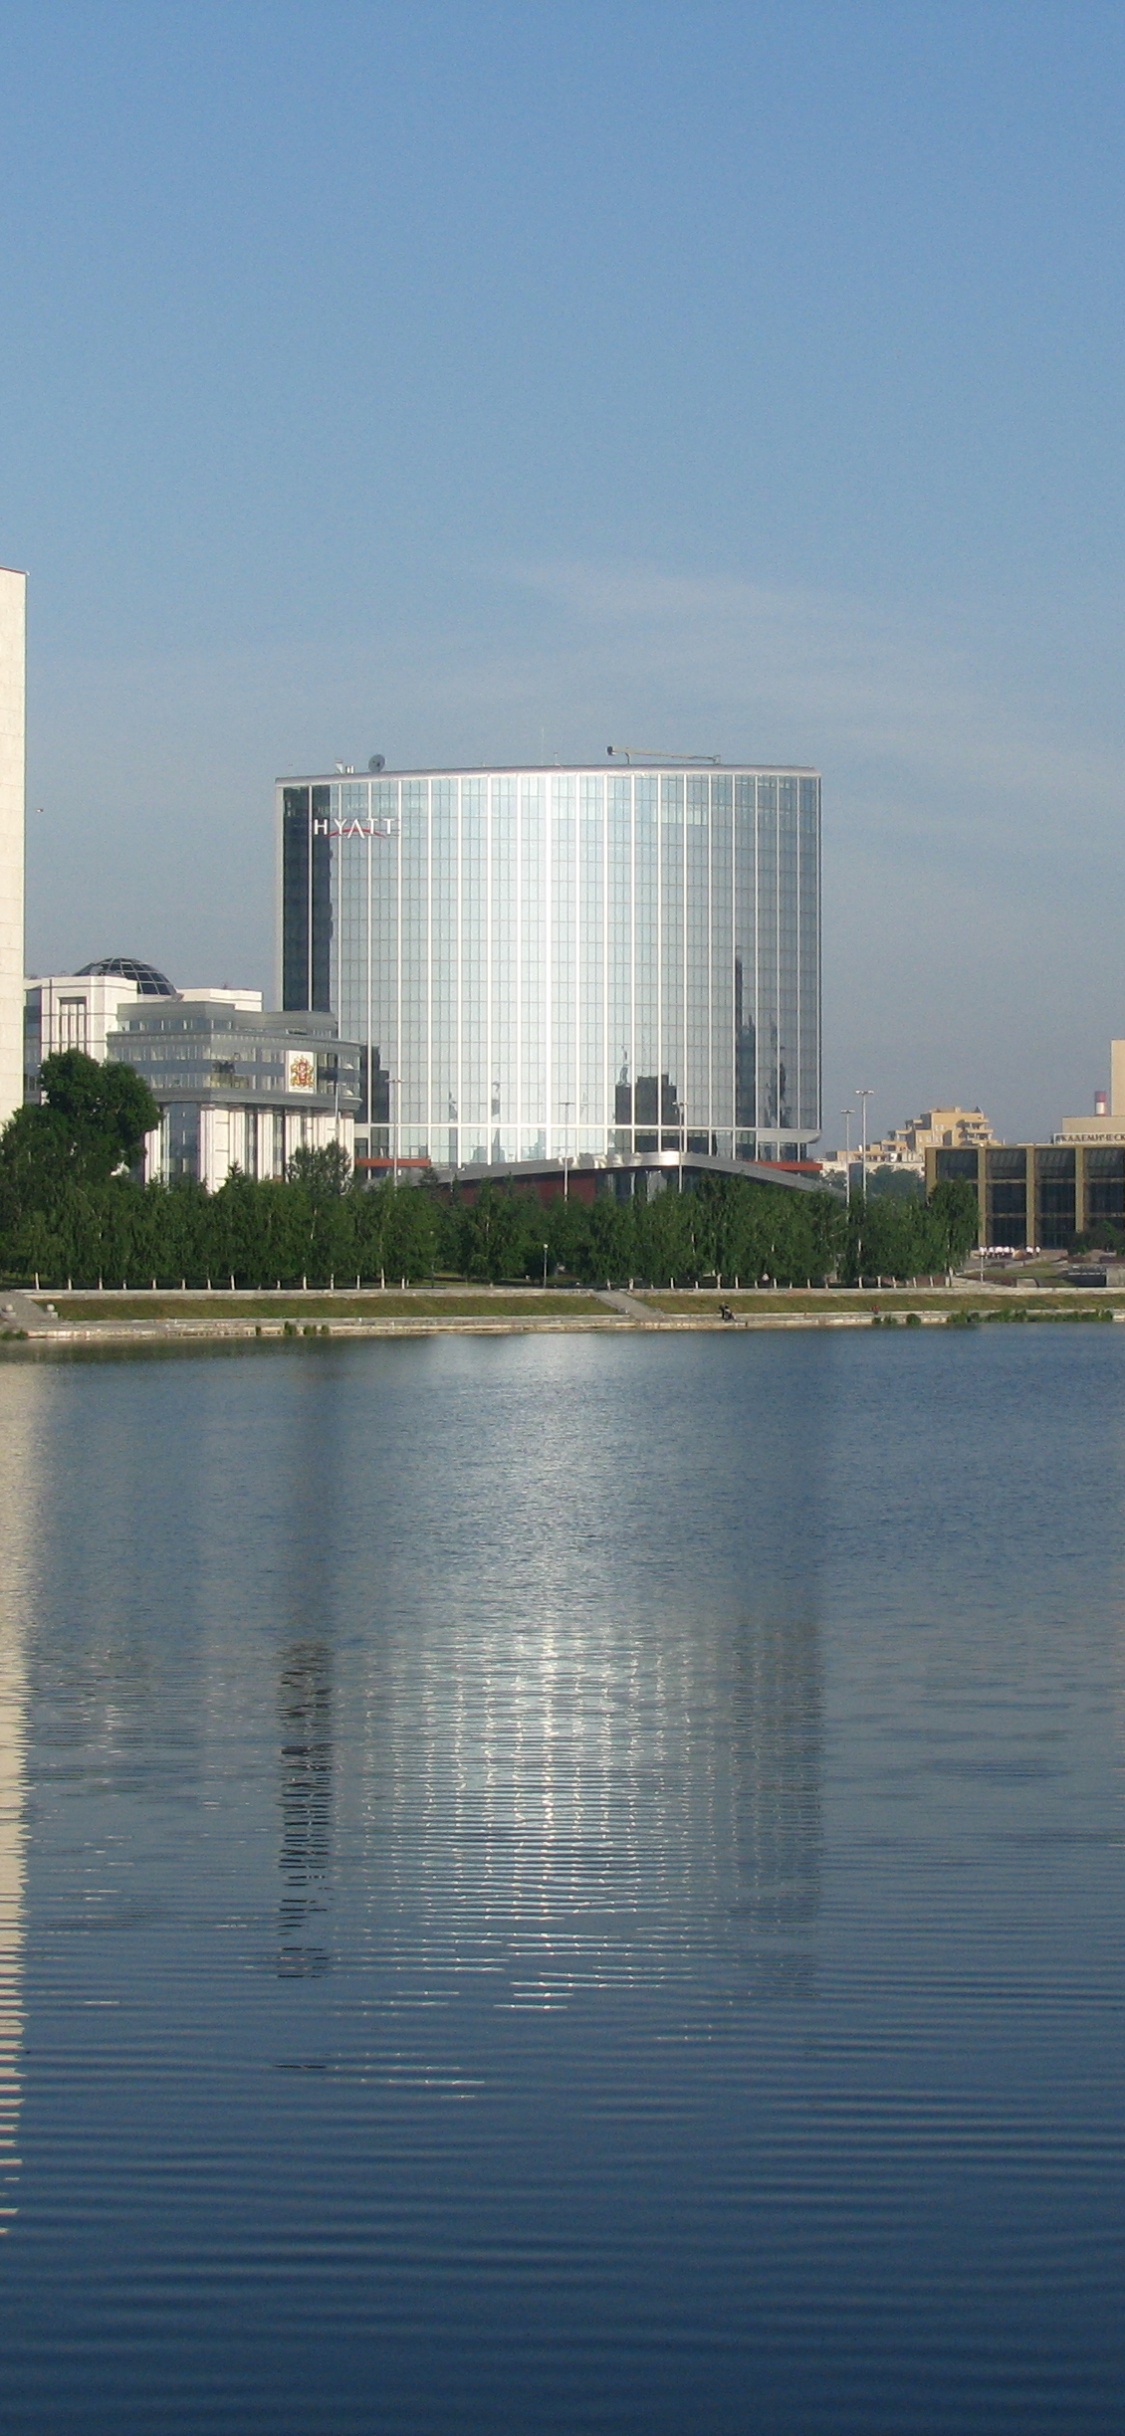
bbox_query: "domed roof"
[78,957,176,997]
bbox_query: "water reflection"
[328,1344,826,2006]
[725,1610,821,1998]
[344,1606,821,2012]
[267,1369,347,1982]
[0,1381,32,2233]
[5,1335,1125,2436]
[276,1643,333,1978]
[7,1343,823,2024]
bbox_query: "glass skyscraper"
[277,763,820,1167]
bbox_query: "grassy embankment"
[645,1287,1124,1319]
[46,1282,1125,1326]
[56,1289,607,1322]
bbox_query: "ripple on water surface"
[0,1328,1122,2433]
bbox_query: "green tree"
[38,1051,161,1180]
[847,1191,916,1281]
[286,1142,354,1201]
[544,1191,625,1285]
[865,1164,924,1201]
[379,1182,440,1281]
[451,1183,542,1282]
[927,1177,980,1266]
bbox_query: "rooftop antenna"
[607,746,721,765]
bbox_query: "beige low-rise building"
[925,1136,1125,1250]
[925,1047,1125,1244]
[845,1104,997,1177]
[822,1105,997,1179]
[879,1106,995,1161]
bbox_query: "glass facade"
[278,765,821,1165]
[1085,1146,1125,1234]
[1035,1147,1076,1252]
[932,1142,1125,1250]
[985,1146,1028,1247]
[282,786,333,1013]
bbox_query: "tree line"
[1,1051,980,1289]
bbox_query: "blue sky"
[5,0,1125,1142]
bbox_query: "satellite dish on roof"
[368,754,385,772]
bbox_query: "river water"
[0,1328,1122,2433]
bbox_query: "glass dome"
[78,957,176,997]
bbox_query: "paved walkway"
[0,1290,69,1335]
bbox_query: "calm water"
[0,1329,1123,2434]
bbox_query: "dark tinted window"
[282,789,310,1010]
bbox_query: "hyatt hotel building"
[277,763,821,1170]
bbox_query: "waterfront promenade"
[3,1278,1123,1346]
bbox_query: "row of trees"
[439,1170,976,1288]
[0,1051,980,1289]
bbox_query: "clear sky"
[5,0,1125,1144]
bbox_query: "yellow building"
[870,1105,996,1171]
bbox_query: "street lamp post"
[856,1088,873,1200]
[843,1108,854,1209]
[542,1241,549,1288]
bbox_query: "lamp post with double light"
[856,1088,873,1200]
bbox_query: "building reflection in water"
[276,1641,333,1979]
[724,1607,821,1997]
[266,1363,346,1983]
[353,1606,821,2005]
[0,1377,33,2231]
[338,1357,823,2008]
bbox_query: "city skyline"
[6,4,1125,1143]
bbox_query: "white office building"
[25,958,361,1191]
[109,996,359,1189]
[0,571,26,1130]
